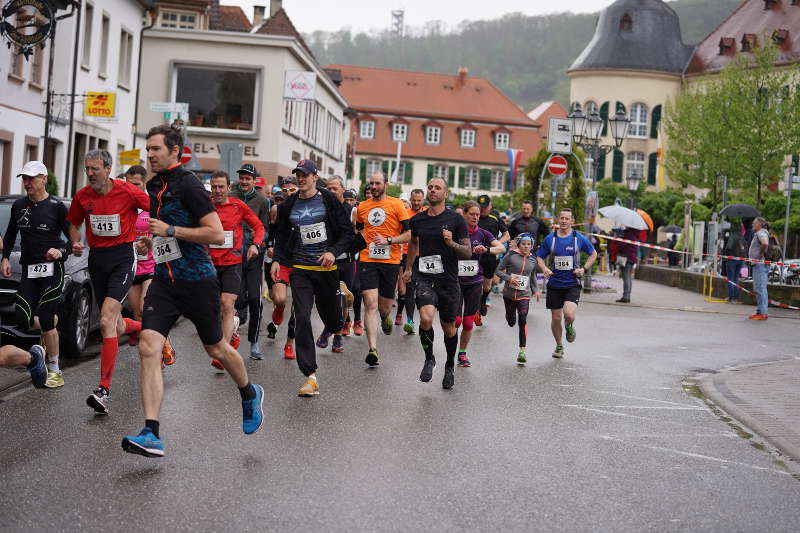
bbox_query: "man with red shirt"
[67,149,150,415]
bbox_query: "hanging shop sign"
[0,0,54,59]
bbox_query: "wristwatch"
[166,225,176,238]
[388,237,393,245]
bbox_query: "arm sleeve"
[183,178,216,222]
[65,194,85,226]
[580,234,595,254]
[495,253,511,281]
[130,183,150,211]
[2,204,19,260]
[242,201,266,246]
[536,235,552,259]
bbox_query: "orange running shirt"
[356,196,410,264]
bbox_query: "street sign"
[180,145,193,165]
[547,155,568,176]
[149,102,189,114]
[118,149,140,166]
[547,118,572,155]
[84,92,116,118]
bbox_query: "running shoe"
[283,343,295,359]
[457,351,471,367]
[365,348,379,367]
[266,322,278,339]
[87,386,110,414]
[231,331,241,350]
[121,427,164,458]
[162,340,176,366]
[615,298,630,303]
[316,331,331,348]
[211,359,225,371]
[45,371,64,388]
[394,313,403,326]
[442,367,455,389]
[332,336,344,353]
[272,305,285,326]
[403,320,415,335]
[474,313,482,327]
[340,282,354,308]
[517,351,527,364]
[552,345,564,359]
[341,319,352,336]
[298,377,319,397]
[28,345,47,388]
[420,358,435,383]
[381,315,393,335]
[353,320,364,336]
[748,314,768,321]
[565,323,576,343]
[250,342,264,360]
[242,384,265,434]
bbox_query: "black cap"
[237,163,257,176]
[281,175,297,186]
[292,159,318,175]
[477,194,491,207]
[343,189,356,199]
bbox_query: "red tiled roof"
[254,7,313,57]
[685,0,800,75]
[216,5,252,32]
[527,101,568,139]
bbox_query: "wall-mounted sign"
[0,0,54,59]
[118,149,141,166]
[284,71,317,100]
[84,92,116,118]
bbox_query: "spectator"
[748,217,770,320]
[616,227,639,303]
[722,223,746,303]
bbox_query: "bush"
[46,172,59,196]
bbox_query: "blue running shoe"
[28,345,47,388]
[316,331,330,348]
[242,384,264,435]
[121,428,164,457]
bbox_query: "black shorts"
[413,275,460,323]
[359,262,400,299]
[546,285,581,310]
[132,273,153,286]
[459,282,483,317]
[88,243,136,306]
[142,276,223,345]
[15,260,65,331]
[479,255,499,279]
[216,263,242,295]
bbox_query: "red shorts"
[276,264,293,285]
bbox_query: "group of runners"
[0,123,597,458]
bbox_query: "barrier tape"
[717,273,800,311]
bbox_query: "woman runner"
[495,233,540,364]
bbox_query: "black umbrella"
[663,225,682,233]
[720,203,760,218]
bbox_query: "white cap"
[399,192,409,201]
[17,160,48,177]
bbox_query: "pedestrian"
[722,223,746,303]
[1,161,71,388]
[66,150,149,414]
[477,194,510,316]
[535,208,597,359]
[616,226,639,303]
[403,177,472,389]
[749,217,770,320]
[122,124,263,458]
[495,233,541,363]
[271,160,356,397]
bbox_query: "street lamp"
[626,172,642,210]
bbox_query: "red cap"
[254,176,266,188]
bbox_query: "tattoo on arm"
[452,237,473,259]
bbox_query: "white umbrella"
[598,205,649,230]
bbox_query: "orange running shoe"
[341,319,352,336]
[210,359,225,370]
[283,343,296,359]
[162,339,176,366]
[353,320,364,336]
[231,331,241,350]
[748,313,768,321]
[272,305,285,326]
[474,313,482,327]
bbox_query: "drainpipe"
[132,5,156,148]
[64,1,81,196]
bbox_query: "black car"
[0,195,100,357]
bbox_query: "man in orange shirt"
[356,172,411,367]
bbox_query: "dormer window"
[741,33,757,52]
[619,13,632,32]
[719,37,735,56]
[764,0,779,9]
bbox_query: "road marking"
[565,406,655,420]
[563,404,704,410]
[591,390,689,406]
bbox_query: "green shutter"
[612,150,623,182]
[650,105,662,139]
[597,152,606,180]
[382,160,389,175]
[427,164,433,180]
[479,169,491,190]
[647,153,658,186]
[505,170,511,192]
[792,154,800,174]
[447,166,455,187]
[359,159,367,180]
[600,102,609,136]
[404,162,413,184]
[458,167,466,188]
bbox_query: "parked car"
[0,195,99,357]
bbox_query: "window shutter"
[597,152,606,180]
[479,169,491,190]
[505,170,511,192]
[600,102,609,136]
[647,152,658,185]
[404,162,413,184]
[427,164,433,181]
[612,150,624,182]
[458,167,466,188]
[359,159,367,180]
[447,166,455,187]
[792,154,799,173]
[382,160,389,175]
[650,105,662,139]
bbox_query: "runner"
[477,194,510,317]
[121,124,263,457]
[495,233,541,363]
[398,188,426,334]
[1,161,71,387]
[341,188,360,336]
[271,160,355,397]
[454,201,505,367]
[403,177,471,389]
[208,170,265,365]
[354,172,410,367]
[230,164,271,358]
[508,200,549,246]
[0,344,47,388]
[67,150,149,414]
[535,208,597,359]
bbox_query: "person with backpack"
[748,217,770,320]
[723,224,746,303]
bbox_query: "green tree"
[46,172,59,196]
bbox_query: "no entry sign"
[547,155,568,176]
[180,145,193,165]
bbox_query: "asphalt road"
[1,278,800,532]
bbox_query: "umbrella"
[663,224,682,233]
[598,205,649,230]
[636,209,654,232]
[720,203,760,218]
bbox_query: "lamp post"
[626,173,642,210]
[568,103,630,292]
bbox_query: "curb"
[695,360,800,464]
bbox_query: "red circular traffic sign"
[547,155,568,176]
[180,145,193,165]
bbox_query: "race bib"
[89,214,121,237]
[368,243,390,259]
[152,236,182,264]
[300,222,327,245]
[511,274,529,291]
[209,230,234,249]
[554,255,574,271]
[27,262,53,278]
[420,255,444,275]
[458,260,479,277]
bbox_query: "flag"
[506,148,523,191]
[390,141,403,184]
[656,125,666,190]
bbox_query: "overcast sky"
[221,0,617,34]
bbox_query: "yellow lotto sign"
[118,149,140,166]
[84,92,116,118]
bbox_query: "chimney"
[253,5,265,26]
[457,67,468,88]
[270,0,283,18]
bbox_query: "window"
[9,46,24,79]
[359,120,374,139]
[392,123,407,142]
[491,169,505,192]
[585,101,598,114]
[82,2,94,68]
[626,152,645,181]
[495,132,509,150]
[426,126,441,145]
[464,167,479,189]
[118,30,134,88]
[460,129,475,147]
[620,13,633,32]
[433,165,447,179]
[30,43,44,86]
[99,14,109,77]
[366,159,382,177]
[628,103,648,138]
[175,65,257,131]
[160,10,197,29]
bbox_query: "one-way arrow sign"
[548,118,573,155]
